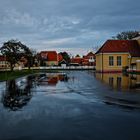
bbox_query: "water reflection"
[1,75,35,111]
[38,73,69,86]
[1,73,69,111]
[95,73,140,90]
[0,71,140,140]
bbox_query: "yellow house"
[136,60,140,72]
[95,40,140,73]
[133,36,140,72]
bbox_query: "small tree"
[112,31,140,40]
[60,52,71,64]
[22,46,33,69]
[31,50,38,67]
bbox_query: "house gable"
[96,40,140,57]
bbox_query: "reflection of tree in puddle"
[1,73,69,110]
[2,76,35,111]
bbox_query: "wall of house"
[136,60,140,72]
[131,57,140,64]
[0,61,9,69]
[96,53,129,72]
[95,54,103,72]
[127,57,140,72]
[136,74,140,83]
[15,62,24,68]
[46,61,58,66]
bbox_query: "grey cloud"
[0,0,139,54]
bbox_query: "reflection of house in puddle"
[38,73,69,86]
[95,73,140,90]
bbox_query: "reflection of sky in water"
[0,71,140,112]
[0,71,140,140]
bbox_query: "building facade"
[96,40,140,73]
[83,52,95,66]
[0,56,9,69]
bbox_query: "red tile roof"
[71,58,83,64]
[40,51,58,61]
[96,40,140,57]
[83,52,95,59]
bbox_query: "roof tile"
[40,51,58,61]
[96,40,140,57]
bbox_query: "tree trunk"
[10,63,14,71]
[28,65,31,70]
[28,61,31,70]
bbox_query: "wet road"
[0,71,140,140]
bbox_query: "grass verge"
[0,69,61,81]
[0,70,38,81]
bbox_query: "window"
[117,56,121,66]
[109,56,114,66]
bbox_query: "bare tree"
[112,31,140,40]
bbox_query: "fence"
[36,66,95,70]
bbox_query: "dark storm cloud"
[0,0,139,54]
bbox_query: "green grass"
[0,70,38,81]
[0,69,61,81]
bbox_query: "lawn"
[0,70,38,81]
[0,69,61,81]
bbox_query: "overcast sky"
[0,0,140,55]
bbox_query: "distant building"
[58,53,67,67]
[83,52,95,66]
[70,52,95,66]
[70,55,83,66]
[95,40,140,73]
[0,55,9,69]
[39,51,58,66]
[0,55,28,70]
[15,57,28,68]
